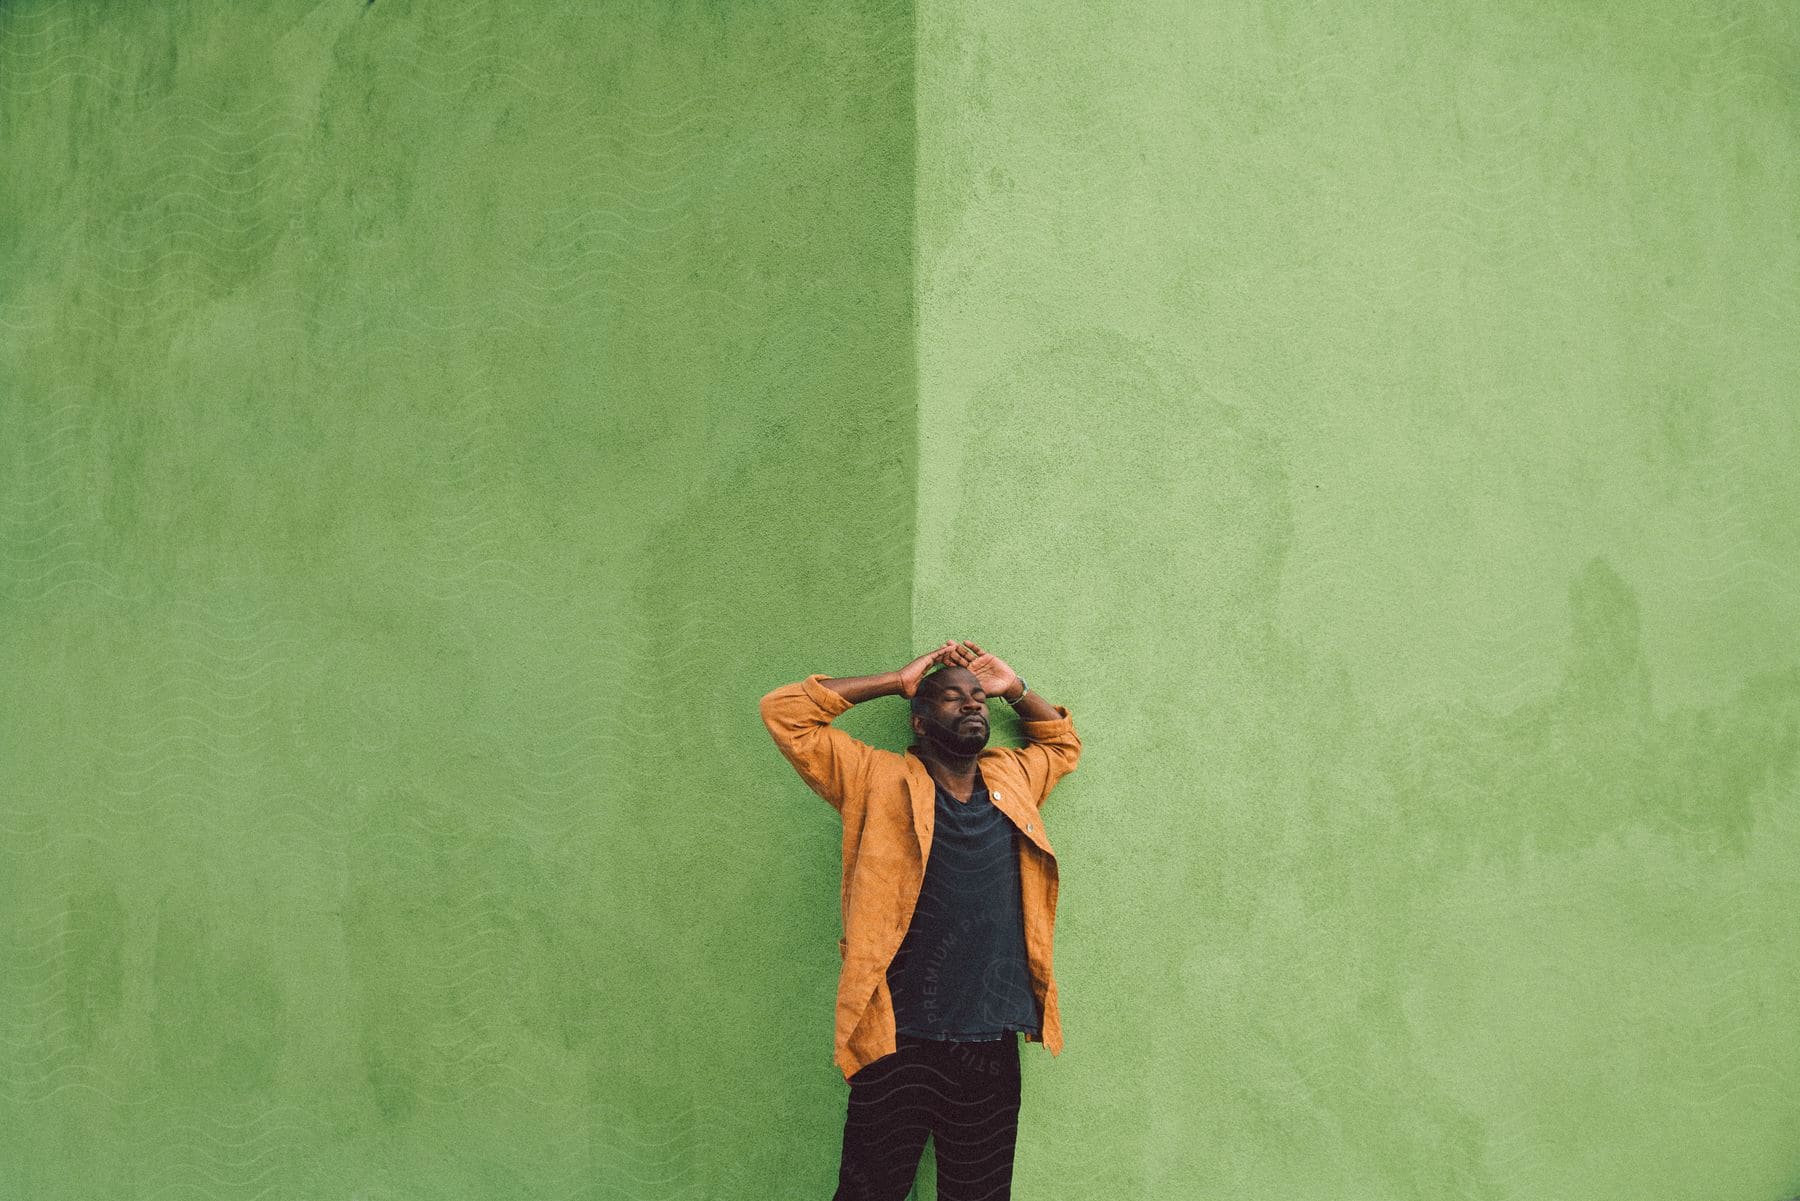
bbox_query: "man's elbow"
[759,684,803,734]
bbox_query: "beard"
[925,712,989,755]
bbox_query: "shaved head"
[914,663,978,699]
[909,664,990,757]
[910,664,983,722]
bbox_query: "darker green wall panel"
[2,1,912,1198]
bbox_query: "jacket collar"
[901,746,1055,860]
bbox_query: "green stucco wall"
[2,2,914,1197]
[3,1,1796,1199]
[915,2,1800,1199]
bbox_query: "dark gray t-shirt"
[885,768,1042,1041]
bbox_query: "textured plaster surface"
[915,2,1800,1199]
[2,2,912,1197]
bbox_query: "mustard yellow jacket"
[759,673,1082,1080]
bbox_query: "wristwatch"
[1006,678,1029,705]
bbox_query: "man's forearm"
[1008,687,1061,722]
[817,669,1063,721]
[815,672,905,705]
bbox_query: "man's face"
[913,667,989,755]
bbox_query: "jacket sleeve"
[758,674,874,814]
[1012,705,1081,808]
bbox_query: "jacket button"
[994,791,1002,799]
[1026,822,1033,832]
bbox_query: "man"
[759,639,1082,1201]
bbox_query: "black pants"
[831,1032,1022,1201]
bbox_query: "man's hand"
[896,641,959,698]
[814,643,958,707]
[939,640,1019,701]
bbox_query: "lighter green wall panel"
[2,2,912,1198]
[915,1,1799,1199]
